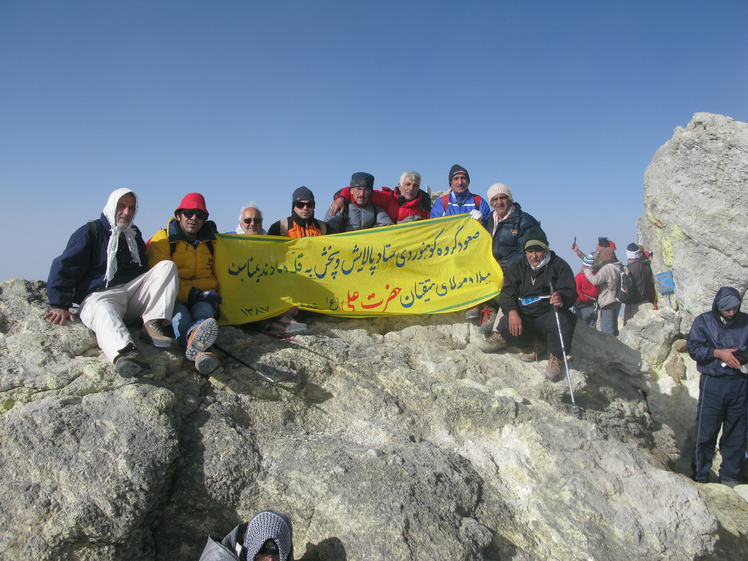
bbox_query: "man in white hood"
[46,189,179,377]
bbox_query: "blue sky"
[2,1,747,283]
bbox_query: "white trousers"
[79,261,179,362]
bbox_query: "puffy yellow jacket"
[147,218,218,304]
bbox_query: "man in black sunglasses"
[236,203,265,235]
[267,187,328,238]
[147,193,222,376]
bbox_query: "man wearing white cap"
[470,182,540,333]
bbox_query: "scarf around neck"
[102,188,142,285]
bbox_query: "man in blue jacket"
[687,287,748,485]
[45,189,179,378]
[430,164,491,222]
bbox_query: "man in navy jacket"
[687,287,748,485]
[46,189,179,377]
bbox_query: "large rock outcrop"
[639,112,748,326]
[1,278,746,561]
[628,113,748,477]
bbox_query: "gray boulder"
[639,112,748,326]
[1,278,743,560]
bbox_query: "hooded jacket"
[484,202,540,269]
[199,511,294,561]
[147,217,218,304]
[687,287,748,378]
[47,214,147,309]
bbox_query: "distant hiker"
[324,172,394,232]
[235,202,266,235]
[574,253,599,328]
[582,244,621,336]
[622,242,656,325]
[147,193,222,376]
[329,170,432,223]
[199,509,294,561]
[470,182,541,333]
[268,187,328,237]
[571,236,616,261]
[45,189,178,377]
[479,227,577,382]
[688,287,748,486]
[429,164,491,222]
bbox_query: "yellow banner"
[215,214,503,325]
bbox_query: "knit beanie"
[350,172,374,191]
[243,510,294,561]
[292,186,315,204]
[449,164,470,186]
[524,227,549,252]
[626,243,641,260]
[487,183,513,203]
[175,193,209,217]
[583,252,595,266]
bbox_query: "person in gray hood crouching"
[199,510,294,561]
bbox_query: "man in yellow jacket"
[147,193,222,375]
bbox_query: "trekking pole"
[549,282,579,418]
[212,343,276,383]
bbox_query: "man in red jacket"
[574,253,599,328]
[328,170,432,223]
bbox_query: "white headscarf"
[102,188,142,285]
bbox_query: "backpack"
[616,264,634,303]
[279,217,327,236]
[441,193,482,213]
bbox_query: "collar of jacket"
[167,217,216,245]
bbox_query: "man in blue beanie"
[688,287,748,486]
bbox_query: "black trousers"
[692,373,748,482]
[498,308,577,357]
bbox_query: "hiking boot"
[478,331,507,353]
[546,354,563,382]
[478,307,498,334]
[186,318,219,360]
[140,319,176,348]
[114,344,149,378]
[265,315,308,337]
[465,306,481,320]
[195,351,223,376]
[519,339,547,362]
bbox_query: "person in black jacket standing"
[479,227,577,381]
[623,242,656,325]
[687,287,748,486]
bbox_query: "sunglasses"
[243,217,263,224]
[294,201,315,209]
[181,210,207,220]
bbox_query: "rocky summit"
[2,113,748,560]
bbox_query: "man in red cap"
[147,193,222,376]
